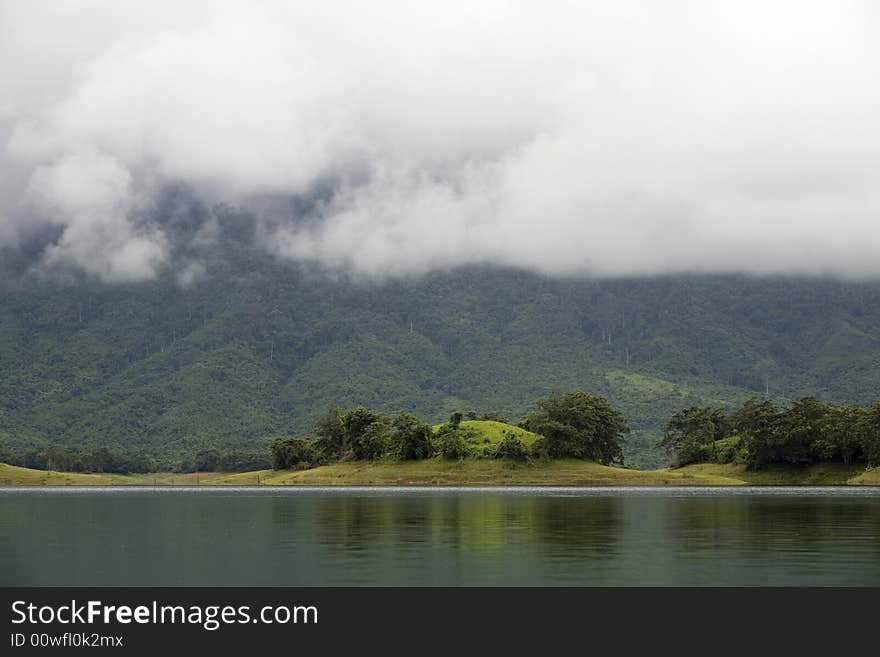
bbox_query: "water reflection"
[2,490,880,586]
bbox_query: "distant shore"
[2,460,878,487]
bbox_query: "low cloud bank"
[1,1,879,281]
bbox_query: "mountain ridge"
[3,233,880,468]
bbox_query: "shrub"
[672,440,713,467]
[530,437,550,460]
[493,432,529,462]
[436,430,469,460]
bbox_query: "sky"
[1,0,879,282]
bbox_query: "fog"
[1,1,879,281]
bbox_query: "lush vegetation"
[660,397,880,470]
[0,443,270,474]
[521,392,627,464]
[266,391,626,470]
[0,444,153,474]
[5,205,880,468]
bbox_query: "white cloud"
[2,0,879,280]
[176,260,207,288]
[24,147,167,281]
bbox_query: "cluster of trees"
[521,392,627,465]
[270,392,629,470]
[271,408,448,469]
[660,397,880,469]
[0,445,273,474]
[179,449,272,473]
[0,445,153,474]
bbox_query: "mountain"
[3,217,880,468]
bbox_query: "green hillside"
[4,217,880,468]
[431,420,542,447]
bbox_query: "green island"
[2,391,879,487]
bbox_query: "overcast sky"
[1,0,879,282]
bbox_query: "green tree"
[521,391,627,465]
[353,422,389,460]
[388,412,433,460]
[271,437,315,470]
[859,401,880,465]
[814,404,862,463]
[657,407,723,466]
[189,449,222,472]
[44,446,83,472]
[727,399,780,469]
[343,407,390,460]
[775,397,832,464]
[313,408,345,461]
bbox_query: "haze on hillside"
[1,0,879,282]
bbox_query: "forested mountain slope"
[3,222,880,468]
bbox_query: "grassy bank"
[0,460,729,486]
[672,462,880,486]
[0,464,237,486]
[3,459,878,487]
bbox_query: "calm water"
[3,486,880,586]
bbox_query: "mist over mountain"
[3,201,880,468]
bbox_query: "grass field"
[0,460,735,487]
[670,462,877,486]
[3,459,878,487]
[0,464,240,486]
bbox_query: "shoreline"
[2,460,878,487]
[3,484,880,494]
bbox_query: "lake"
[2,486,880,586]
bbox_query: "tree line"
[0,445,272,474]
[0,391,628,474]
[6,393,878,474]
[659,397,880,469]
[0,445,154,474]
[272,391,628,470]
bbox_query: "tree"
[271,437,315,470]
[388,412,433,460]
[814,404,863,463]
[313,408,345,461]
[727,399,780,469]
[859,401,880,465]
[189,449,222,472]
[657,407,722,466]
[343,407,390,460]
[520,392,627,465]
[354,422,390,460]
[44,445,83,472]
[775,397,832,464]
